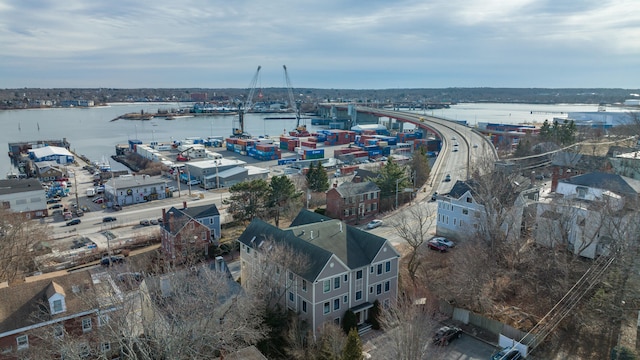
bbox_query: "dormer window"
[46,282,66,315]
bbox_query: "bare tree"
[242,238,311,312]
[30,262,267,360]
[392,204,436,283]
[373,294,441,360]
[0,209,48,282]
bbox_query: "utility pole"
[395,178,400,209]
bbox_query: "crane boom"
[233,66,261,138]
[283,65,303,132]
[245,65,262,113]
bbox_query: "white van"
[86,188,96,197]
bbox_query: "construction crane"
[176,147,193,162]
[283,65,308,136]
[232,66,261,138]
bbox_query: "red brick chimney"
[183,201,187,210]
[162,208,166,223]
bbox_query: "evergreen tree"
[341,328,363,360]
[539,119,553,141]
[409,148,431,189]
[342,310,358,334]
[306,161,329,192]
[369,300,381,330]
[223,178,270,223]
[268,175,301,227]
[372,157,409,209]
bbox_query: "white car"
[431,236,455,248]
[366,219,383,229]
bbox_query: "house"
[0,270,122,359]
[159,205,216,262]
[28,146,74,165]
[436,176,538,241]
[33,161,65,182]
[104,174,168,207]
[237,210,400,337]
[325,179,380,224]
[550,151,612,192]
[535,172,640,258]
[0,179,47,218]
[184,159,247,189]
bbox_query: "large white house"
[104,174,168,207]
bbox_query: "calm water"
[0,102,627,176]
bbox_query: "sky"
[1,0,639,89]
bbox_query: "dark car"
[430,192,438,201]
[491,347,523,360]
[150,218,159,225]
[432,326,462,346]
[66,219,81,226]
[49,204,64,209]
[47,198,60,204]
[444,174,451,182]
[427,239,448,252]
[102,216,117,223]
[101,255,125,266]
[139,219,150,226]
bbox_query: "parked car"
[66,219,81,226]
[430,192,438,201]
[139,219,150,226]
[157,217,164,224]
[49,204,64,209]
[427,239,448,252]
[491,347,523,360]
[150,218,159,225]
[188,179,201,186]
[366,219,383,229]
[444,174,451,182]
[47,198,60,204]
[102,216,117,223]
[93,197,105,204]
[431,236,455,248]
[100,255,125,266]
[432,326,462,346]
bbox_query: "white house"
[104,174,168,207]
[0,179,47,218]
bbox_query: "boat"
[94,156,112,172]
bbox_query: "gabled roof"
[560,172,640,196]
[162,204,219,235]
[448,180,476,199]
[238,210,398,282]
[0,271,95,334]
[29,146,74,158]
[333,181,380,198]
[552,151,611,172]
[352,168,379,181]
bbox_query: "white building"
[0,179,47,218]
[28,146,74,165]
[104,174,168,207]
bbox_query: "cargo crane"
[283,65,309,137]
[176,147,193,162]
[232,66,261,138]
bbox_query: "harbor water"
[0,102,613,176]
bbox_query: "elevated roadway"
[353,106,498,194]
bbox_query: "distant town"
[1,87,639,110]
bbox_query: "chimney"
[353,176,361,183]
[310,230,314,239]
[339,223,343,232]
[168,212,174,232]
[162,208,166,223]
[183,201,187,209]
[333,182,338,188]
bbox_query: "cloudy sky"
[1,0,639,89]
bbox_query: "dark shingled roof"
[181,203,220,218]
[0,179,43,195]
[239,210,398,282]
[561,172,640,196]
[161,204,218,235]
[0,271,94,334]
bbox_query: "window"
[334,276,340,289]
[466,196,472,203]
[576,186,588,198]
[344,274,348,282]
[302,279,307,292]
[302,301,307,313]
[356,291,362,301]
[323,279,331,293]
[334,318,340,325]
[54,324,64,339]
[98,314,109,327]
[385,281,390,292]
[369,287,373,294]
[343,295,348,303]
[376,284,382,295]
[82,317,92,332]
[334,298,340,311]
[52,299,63,313]
[356,270,363,279]
[79,343,90,358]
[377,264,382,275]
[324,302,330,314]
[370,266,374,274]
[288,272,294,281]
[16,335,28,350]
[462,208,468,215]
[101,342,111,352]
[289,292,294,302]
[385,261,391,273]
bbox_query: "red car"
[428,239,448,252]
